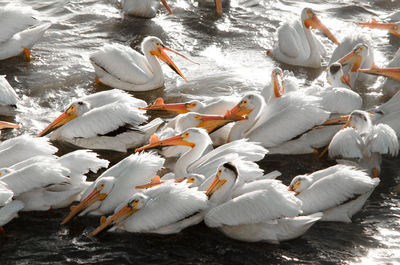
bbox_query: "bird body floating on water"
[121,0,173,18]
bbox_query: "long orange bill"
[227,103,252,117]
[160,0,173,15]
[135,176,164,189]
[205,175,227,197]
[37,111,77,137]
[0,121,21,129]
[358,19,400,37]
[319,116,351,158]
[196,114,248,134]
[305,14,340,45]
[273,71,284,98]
[91,204,139,236]
[23,48,31,61]
[215,0,222,16]
[135,133,195,152]
[357,67,400,82]
[60,189,107,225]
[338,50,362,72]
[139,98,191,114]
[321,115,349,126]
[340,73,352,89]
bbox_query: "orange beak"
[91,202,139,236]
[338,50,362,72]
[37,110,77,137]
[357,67,400,82]
[139,98,191,114]
[160,0,173,15]
[0,121,21,130]
[358,19,400,38]
[135,133,195,152]
[321,115,349,126]
[227,102,252,117]
[319,115,351,158]
[196,114,248,134]
[304,14,340,45]
[205,174,227,197]
[215,0,222,16]
[273,70,284,98]
[60,189,108,225]
[150,45,199,82]
[340,72,352,89]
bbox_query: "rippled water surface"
[1,0,400,264]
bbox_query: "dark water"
[1,0,400,264]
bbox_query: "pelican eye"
[130,199,139,207]
[187,177,195,183]
[294,181,301,190]
[187,102,197,108]
[183,132,190,138]
[218,169,222,176]
[68,105,75,113]
[98,184,104,190]
[394,25,399,30]
[194,115,202,120]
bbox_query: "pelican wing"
[298,166,379,215]
[205,179,302,228]
[0,76,20,105]
[0,200,24,226]
[0,162,70,196]
[0,181,13,206]
[54,102,148,139]
[79,89,147,109]
[277,23,301,58]
[114,183,208,232]
[328,127,363,159]
[0,135,58,168]
[90,44,153,85]
[367,124,399,156]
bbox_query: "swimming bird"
[203,163,322,243]
[135,127,267,180]
[90,36,198,91]
[0,76,20,115]
[90,181,208,236]
[267,8,340,68]
[288,164,379,222]
[0,4,51,61]
[0,181,24,232]
[37,89,163,152]
[358,19,400,38]
[121,0,173,18]
[61,152,164,224]
[328,110,399,177]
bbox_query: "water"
[1,0,400,264]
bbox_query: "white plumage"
[121,0,173,18]
[0,76,20,111]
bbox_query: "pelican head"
[60,176,114,225]
[135,127,212,152]
[326,63,352,88]
[338,43,369,72]
[228,92,264,117]
[37,100,91,137]
[142,36,199,82]
[140,97,204,114]
[206,163,239,203]
[184,173,205,187]
[346,110,372,133]
[301,8,340,45]
[288,175,311,195]
[91,193,149,236]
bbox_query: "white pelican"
[90,181,208,236]
[135,127,268,179]
[121,0,173,18]
[227,91,330,150]
[288,164,379,223]
[328,110,399,177]
[60,152,164,224]
[203,163,322,243]
[358,19,400,38]
[0,150,109,211]
[0,4,51,61]
[0,196,24,232]
[267,8,340,68]
[357,48,400,98]
[330,40,374,88]
[37,89,163,152]
[90,36,198,91]
[0,76,20,115]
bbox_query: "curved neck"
[229,101,265,141]
[302,22,321,63]
[144,51,163,79]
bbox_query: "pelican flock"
[1,1,400,260]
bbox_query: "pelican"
[288,164,379,223]
[60,152,164,224]
[90,36,198,91]
[203,163,322,243]
[357,48,400,97]
[328,110,399,177]
[0,76,20,115]
[121,0,173,18]
[1,150,109,211]
[227,91,330,150]
[330,40,374,88]
[37,89,163,152]
[0,4,51,61]
[135,127,268,180]
[358,19,400,38]
[90,181,208,236]
[267,8,340,68]
[0,199,24,233]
